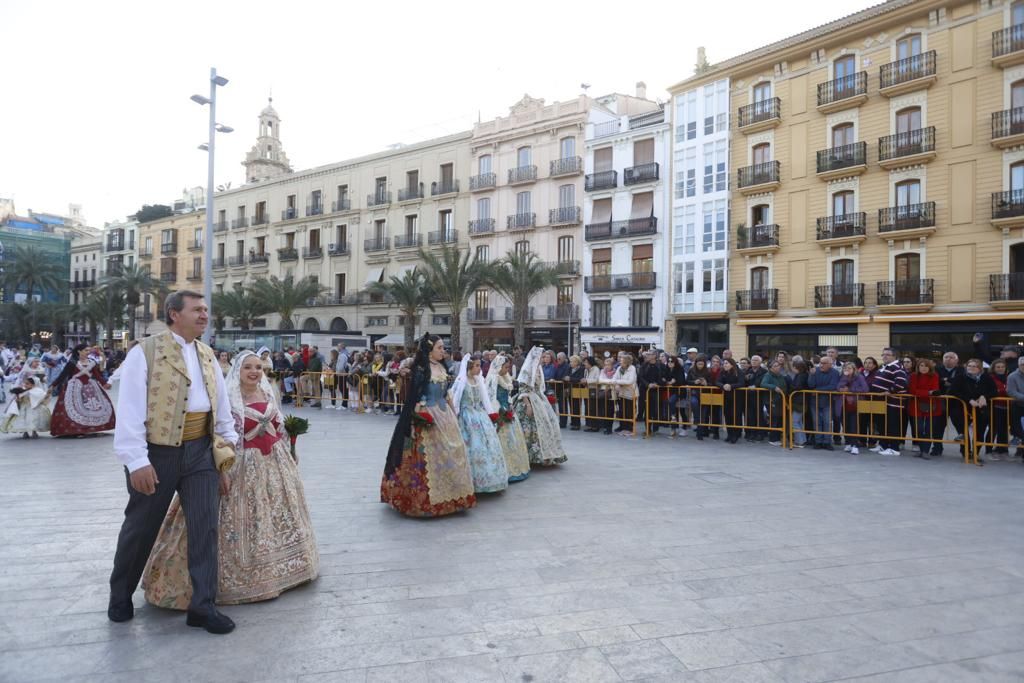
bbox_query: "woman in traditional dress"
[513,346,568,466]
[49,344,115,437]
[17,357,47,387]
[450,356,507,493]
[381,334,476,517]
[1,376,51,438]
[142,351,319,608]
[485,354,530,482]
[41,346,66,388]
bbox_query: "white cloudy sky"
[2,0,874,226]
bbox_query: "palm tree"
[84,287,125,346]
[1,245,66,342]
[367,267,435,350]
[213,285,270,331]
[101,263,166,341]
[248,275,326,330]
[416,245,487,352]
[488,251,560,350]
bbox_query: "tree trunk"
[404,319,415,352]
[128,304,137,341]
[449,307,462,353]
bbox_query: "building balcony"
[989,272,1024,308]
[584,216,658,241]
[508,165,537,185]
[232,217,249,229]
[816,213,867,245]
[398,184,424,202]
[281,208,298,221]
[252,215,269,226]
[367,192,392,208]
[394,233,422,249]
[628,109,665,129]
[428,229,458,245]
[188,239,203,252]
[992,25,1024,67]
[552,259,580,277]
[878,127,936,168]
[585,170,617,192]
[546,303,579,319]
[507,212,536,231]
[991,107,1024,148]
[186,270,202,282]
[106,261,124,277]
[106,238,124,252]
[736,160,780,194]
[159,272,176,283]
[502,306,535,321]
[467,308,494,323]
[550,156,582,177]
[735,289,778,316]
[227,255,246,268]
[584,271,656,293]
[469,173,496,191]
[737,97,781,133]
[549,206,581,226]
[364,237,390,253]
[877,278,934,311]
[623,162,659,186]
[431,180,459,196]
[71,280,94,290]
[991,190,1024,227]
[160,242,178,255]
[328,242,349,256]
[304,295,346,307]
[468,218,495,236]
[814,283,865,313]
[212,257,226,270]
[277,247,298,262]
[139,249,153,259]
[816,72,868,113]
[816,142,868,179]
[214,221,228,233]
[878,202,936,238]
[736,224,780,254]
[249,253,269,265]
[879,50,937,96]
[302,246,323,259]
[331,198,351,213]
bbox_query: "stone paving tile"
[2,403,1023,682]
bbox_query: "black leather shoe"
[107,597,134,623]
[186,609,235,634]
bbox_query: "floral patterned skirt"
[458,407,508,493]
[50,379,114,436]
[514,392,568,466]
[498,416,531,482]
[142,436,319,609]
[380,403,476,517]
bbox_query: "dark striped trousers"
[109,436,220,613]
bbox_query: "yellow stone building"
[136,209,206,336]
[670,0,1024,361]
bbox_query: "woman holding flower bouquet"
[513,346,568,466]
[142,350,319,608]
[450,356,508,493]
[381,334,476,517]
[485,354,530,482]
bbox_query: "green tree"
[213,285,270,331]
[416,245,487,352]
[0,245,67,342]
[133,204,174,223]
[84,287,126,346]
[247,275,326,330]
[488,251,559,350]
[101,263,167,341]
[367,267,435,350]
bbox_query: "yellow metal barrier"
[546,379,639,434]
[972,396,1021,464]
[643,386,789,447]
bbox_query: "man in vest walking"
[108,290,239,634]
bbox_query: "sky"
[1,0,877,227]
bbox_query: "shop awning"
[364,266,385,286]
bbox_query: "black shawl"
[383,364,428,478]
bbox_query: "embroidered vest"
[140,331,220,447]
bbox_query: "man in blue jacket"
[807,355,840,450]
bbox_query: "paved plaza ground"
[1,399,1023,682]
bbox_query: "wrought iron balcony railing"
[508,165,537,184]
[507,212,536,231]
[814,283,865,308]
[328,242,349,256]
[737,224,779,249]
[990,272,1024,301]
[302,246,323,259]
[428,229,458,245]
[364,237,390,252]
[468,218,495,235]
[469,172,496,191]
[993,24,1024,59]
[737,160,780,188]
[817,142,867,173]
[584,216,657,241]
[160,241,178,255]
[736,288,778,311]
[584,271,656,293]
[332,198,351,212]
[878,202,936,233]
[305,204,323,217]
[367,191,392,207]
[992,190,1024,220]
[550,156,582,176]
[878,127,935,162]
[249,253,269,264]
[431,180,459,196]
[398,184,424,202]
[467,308,494,323]
[817,72,868,107]
[816,212,867,241]
[232,217,249,229]
[992,107,1024,140]
[394,233,422,249]
[880,50,936,89]
[549,206,581,225]
[277,247,298,261]
[737,97,780,128]
[877,278,934,306]
[623,162,659,185]
[280,208,298,221]
[585,170,617,192]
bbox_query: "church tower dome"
[242,96,293,183]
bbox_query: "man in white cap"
[683,348,699,375]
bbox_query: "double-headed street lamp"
[192,67,231,346]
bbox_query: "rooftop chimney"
[636,81,647,100]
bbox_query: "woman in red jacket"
[908,358,944,459]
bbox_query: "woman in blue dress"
[449,356,508,493]
[485,354,530,482]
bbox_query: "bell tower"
[242,96,293,183]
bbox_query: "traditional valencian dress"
[486,355,530,482]
[1,378,51,436]
[450,357,507,493]
[513,347,567,466]
[49,359,115,436]
[381,360,476,517]
[142,359,319,608]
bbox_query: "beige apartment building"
[137,209,206,336]
[672,0,1024,361]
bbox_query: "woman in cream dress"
[512,346,567,466]
[485,354,530,481]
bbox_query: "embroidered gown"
[457,380,508,493]
[49,361,115,436]
[381,371,476,517]
[142,400,319,608]
[1,387,51,434]
[513,379,568,466]
[495,383,530,482]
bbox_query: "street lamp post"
[191,67,232,346]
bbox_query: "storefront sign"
[581,331,661,345]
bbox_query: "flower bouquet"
[494,410,515,431]
[283,415,309,462]
[547,394,558,406]
[412,411,435,430]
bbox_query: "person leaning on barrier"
[716,358,744,444]
[936,351,965,452]
[951,358,997,462]
[611,353,638,436]
[595,356,618,435]
[836,361,868,455]
[581,356,601,433]
[565,355,585,431]
[908,358,944,460]
[306,347,323,408]
[665,355,689,438]
[687,354,712,440]
[790,360,810,448]
[871,348,909,457]
[742,355,768,442]
[1006,356,1024,454]
[760,360,790,446]
[988,358,1011,460]
[637,352,663,435]
[807,356,841,451]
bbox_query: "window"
[832,123,855,148]
[701,200,727,252]
[560,137,575,158]
[633,138,655,166]
[439,163,453,185]
[336,185,348,203]
[896,107,922,134]
[235,239,244,258]
[374,177,387,201]
[896,34,922,60]
[192,257,201,277]
[1012,161,1024,191]
[751,266,770,290]
[144,236,152,253]
[557,285,573,305]
[514,240,530,256]
[592,247,611,277]
[366,316,388,327]
[218,208,227,224]
[217,243,225,259]
[432,314,452,326]
[286,195,296,209]
[896,179,921,207]
[753,81,772,102]
[895,252,921,281]
[517,146,532,167]
[557,236,574,262]
[335,224,348,247]
[594,147,613,172]
[752,143,771,165]
[702,258,726,293]
[478,155,492,174]
[309,229,321,250]
[703,140,726,193]
[630,299,653,327]
[558,184,575,208]
[374,219,386,240]
[832,258,855,285]
[685,91,698,139]
[684,206,696,254]
[193,227,202,246]
[475,289,489,310]
[477,197,491,219]
[832,190,855,216]
[632,244,653,273]
[1014,0,1024,25]
[475,245,489,262]
[834,54,856,80]
[404,215,417,237]
[406,170,419,193]
[310,191,321,211]
[516,191,531,214]
[438,209,453,239]
[256,236,266,254]
[704,83,716,135]
[591,301,610,327]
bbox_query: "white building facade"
[667,77,731,356]
[581,94,669,357]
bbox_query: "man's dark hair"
[164,289,204,324]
